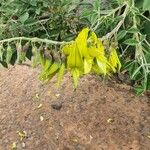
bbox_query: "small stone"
[55,94,60,97]
[51,102,62,110]
[107,118,114,123]
[38,104,42,109]
[22,142,26,148]
[40,116,44,121]
[11,142,17,150]
[35,93,39,99]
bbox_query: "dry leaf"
[107,118,114,123]
[11,142,17,150]
[55,94,60,97]
[35,93,39,99]
[40,116,44,121]
[38,104,42,108]
[22,142,26,148]
[17,131,27,141]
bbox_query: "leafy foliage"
[0,0,150,95]
[0,0,82,40]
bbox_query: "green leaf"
[127,61,140,79]
[32,54,40,68]
[0,60,8,68]
[57,63,65,87]
[145,53,150,63]
[124,39,139,46]
[135,85,145,96]
[93,0,101,11]
[140,34,146,42]
[72,68,80,88]
[147,74,150,89]
[6,45,13,64]
[143,22,150,36]
[117,30,127,40]
[17,51,26,64]
[84,58,93,74]
[128,27,139,33]
[19,12,29,23]
[143,0,150,11]
[0,45,4,60]
[30,0,37,6]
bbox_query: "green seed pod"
[38,46,45,67]
[32,45,38,55]
[17,41,30,63]
[6,45,13,64]
[0,44,4,61]
[51,50,61,64]
[60,52,66,63]
[44,50,52,61]
[23,41,30,52]
[17,51,26,64]
[32,45,40,68]
[16,42,22,52]
[38,45,44,53]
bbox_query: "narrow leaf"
[143,0,150,11]
[128,27,139,33]
[124,39,139,46]
[57,63,65,87]
[6,45,13,64]
[117,30,127,40]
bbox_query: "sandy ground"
[0,63,150,150]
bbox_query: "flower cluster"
[62,28,121,87]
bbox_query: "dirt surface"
[0,63,150,150]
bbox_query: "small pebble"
[55,94,60,97]
[22,142,26,148]
[51,102,62,110]
[40,116,44,121]
[107,118,114,123]
[38,104,42,109]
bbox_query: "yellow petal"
[75,28,90,58]
[72,68,80,88]
[88,47,101,57]
[84,58,93,74]
[87,32,105,57]
[57,63,65,87]
[92,63,102,74]
[62,43,75,55]
[96,56,107,75]
[97,39,105,54]
[109,47,121,72]
[67,46,83,68]
[88,32,97,45]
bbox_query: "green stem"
[140,14,150,22]
[0,37,72,45]
[101,2,129,40]
[91,3,127,31]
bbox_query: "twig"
[0,37,72,45]
[101,2,129,41]
[140,14,150,22]
[91,3,127,31]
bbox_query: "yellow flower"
[75,27,90,58]
[108,47,121,73]
[61,27,121,88]
[87,32,104,57]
